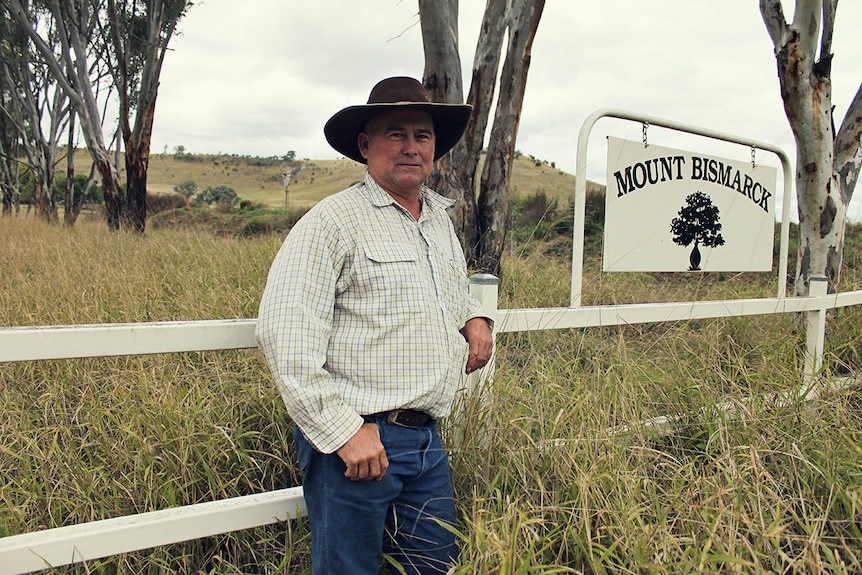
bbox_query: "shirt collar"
[363,171,455,215]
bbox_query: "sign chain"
[642,122,649,148]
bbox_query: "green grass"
[2,216,862,573]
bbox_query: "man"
[256,76,493,575]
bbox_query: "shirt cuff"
[300,408,365,455]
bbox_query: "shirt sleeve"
[463,295,486,324]
[255,209,363,454]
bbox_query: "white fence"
[2,273,862,574]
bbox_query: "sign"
[603,137,777,272]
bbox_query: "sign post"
[572,109,794,306]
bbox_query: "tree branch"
[820,0,836,57]
[834,81,862,204]
[106,0,130,142]
[759,0,788,50]
[792,0,821,55]
[6,0,85,110]
[814,0,836,79]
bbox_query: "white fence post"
[450,274,499,447]
[467,273,499,396]
[804,274,829,388]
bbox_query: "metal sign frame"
[571,108,793,307]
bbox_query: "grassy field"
[2,214,862,574]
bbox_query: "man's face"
[358,109,435,199]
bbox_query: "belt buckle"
[386,409,426,428]
[387,410,409,427]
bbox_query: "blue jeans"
[294,416,458,574]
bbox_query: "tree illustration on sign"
[670,191,725,271]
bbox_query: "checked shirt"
[256,172,484,453]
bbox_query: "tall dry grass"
[0,217,281,325]
[2,216,862,574]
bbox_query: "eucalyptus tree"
[0,8,22,216]
[419,0,545,274]
[760,0,862,295]
[5,0,125,228]
[0,1,72,222]
[0,96,16,214]
[0,83,19,215]
[5,0,191,232]
[0,13,22,215]
[106,0,191,232]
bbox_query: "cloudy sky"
[150,1,862,221]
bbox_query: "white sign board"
[603,137,777,272]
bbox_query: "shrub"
[511,190,558,228]
[196,185,239,206]
[239,199,266,212]
[173,180,197,198]
[54,174,103,205]
[241,217,274,236]
[239,207,310,237]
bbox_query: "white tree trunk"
[109,0,186,233]
[476,0,545,274]
[8,0,126,229]
[760,0,862,295]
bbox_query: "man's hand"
[336,423,389,481]
[461,317,493,374]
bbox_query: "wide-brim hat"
[324,76,473,164]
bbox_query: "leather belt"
[373,409,433,428]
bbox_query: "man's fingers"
[368,458,381,480]
[337,423,390,481]
[364,452,389,481]
[462,317,493,374]
[356,462,371,480]
[345,455,388,481]
[378,451,389,479]
[466,346,491,373]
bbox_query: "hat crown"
[367,77,431,105]
[324,76,471,164]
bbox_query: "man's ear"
[357,133,370,160]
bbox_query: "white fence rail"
[1,275,861,574]
[0,489,306,574]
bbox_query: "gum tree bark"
[476,0,544,274]
[420,0,544,274]
[62,114,86,227]
[760,0,862,295]
[15,60,69,224]
[0,4,22,215]
[108,0,190,233]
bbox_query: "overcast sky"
[150,1,862,221]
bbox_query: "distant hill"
[72,149,603,209]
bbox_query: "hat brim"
[324,102,472,164]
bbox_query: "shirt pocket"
[364,243,417,265]
[358,243,423,316]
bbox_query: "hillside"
[73,149,599,209]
